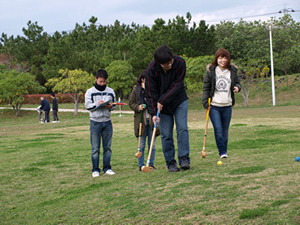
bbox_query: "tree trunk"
[12,102,22,116]
[241,86,249,107]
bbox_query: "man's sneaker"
[168,161,180,172]
[92,171,100,178]
[180,157,190,170]
[220,154,228,159]
[150,166,156,170]
[105,169,115,175]
[51,121,56,123]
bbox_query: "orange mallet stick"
[202,98,211,158]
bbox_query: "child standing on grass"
[85,69,116,178]
[129,71,160,172]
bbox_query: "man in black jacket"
[145,45,190,172]
[40,97,50,123]
[50,93,59,122]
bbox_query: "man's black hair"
[154,45,173,64]
[95,69,108,80]
[51,93,55,97]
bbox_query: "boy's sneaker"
[92,171,100,178]
[168,161,180,172]
[150,166,156,170]
[105,169,115,175]
[220,154,228,159]
[180,157,190,170]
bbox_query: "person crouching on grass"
[202,48,241,159]
[85,69,116,178]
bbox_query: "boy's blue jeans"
[209,105,232,156]
[138,119,156,167]
[159,100,190,167]
[90,120,113,173]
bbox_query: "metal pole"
[118,97,122,117]
[269,25,276,106]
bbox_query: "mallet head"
[135,151,142,158]
[141,166,153,173]
[201,151,206,158]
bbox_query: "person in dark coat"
[145,45,190,172]
[202,48,242,159]
[50,93,59,122]
[129,71,160,171]
[40,97,50,123]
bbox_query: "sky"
[1,0,299,37]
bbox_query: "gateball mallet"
[135,104,146,158]
[141,109,160,173]
[202,98,211,158]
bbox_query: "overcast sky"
[1,0,299,37]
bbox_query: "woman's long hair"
[135,71,146,85]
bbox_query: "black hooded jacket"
[145,55,188,116]
[202,64,241,109]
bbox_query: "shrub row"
[23,93,85,104]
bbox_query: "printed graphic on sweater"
[216,75,231,93]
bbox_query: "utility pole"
[278,5,295,15]
[268,23,276,106]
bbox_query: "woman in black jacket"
[129,71,159,171]
[202,48,241,159]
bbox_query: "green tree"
[106,60,135,98]
[270,15,300,83]
[236,59,267,107]
[0,70,45,116]
[185,55,214,93]
[215,20,269,64]
[1,21,49,84]
[45,69,94,116]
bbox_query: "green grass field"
[0,102,299,224]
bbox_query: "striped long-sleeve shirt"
[85,86,116,122]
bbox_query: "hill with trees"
[0,13,299,114]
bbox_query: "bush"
[22,93,85,104]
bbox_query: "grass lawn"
[0,102,300,224]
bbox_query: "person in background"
[40,97,50,123]
[145,45,190,172]
[50,93,59,123]
[202,48,241,159]
[85,69,116,178]
[36,106,43,123]
[129,71,160,172]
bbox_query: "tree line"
[0,13,299,115]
